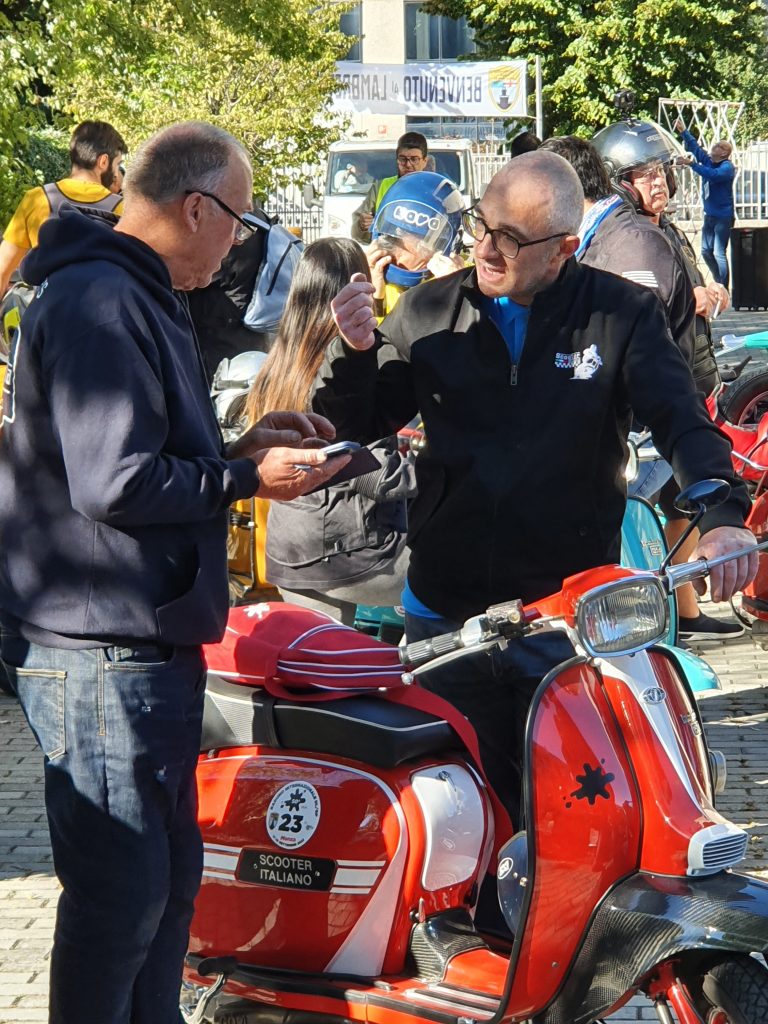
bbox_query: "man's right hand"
[359,213,374,230]
[331,272,377,351]
[252,446,350,501]
[367,245,392,299]
[673,117,685,133]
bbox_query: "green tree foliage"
[0,0,352,223]
[425,0,767,138]
[0,9,50,223]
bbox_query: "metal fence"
[670,146,768,228]
[265,146,768,241]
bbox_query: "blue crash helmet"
[371,171,464,288]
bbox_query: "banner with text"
[334,61,528,118]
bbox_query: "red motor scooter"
[701,385,768,643]
[182,480,768,1024]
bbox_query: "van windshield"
[327,150,463,196]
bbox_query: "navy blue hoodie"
[0,210,259,647]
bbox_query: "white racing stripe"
[622,270,659,288]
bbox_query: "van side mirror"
[302,183,321,209]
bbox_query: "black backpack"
[42,181,122,217]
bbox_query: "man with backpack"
[0,119,127,298]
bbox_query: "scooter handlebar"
[401,630,465,666]
[665,536,768,591]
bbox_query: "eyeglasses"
[396,154,425,167]
[463,209,567,259]
[630,163,667,184]
[185,190,256,242]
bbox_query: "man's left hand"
[705,282,729,316]
[691,526,758,602]
[226,411,336,459]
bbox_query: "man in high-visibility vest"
[351,131,428,245]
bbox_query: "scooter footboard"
[538,870,768,1024]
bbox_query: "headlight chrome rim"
[576,574,669,658]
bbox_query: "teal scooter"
[620,493,719,695]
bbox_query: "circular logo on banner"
[266,782,321,849]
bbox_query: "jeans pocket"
[12,667,67,760]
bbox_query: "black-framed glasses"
[463,208,567,259]
[185,190,255,242]
[396,154,426,167]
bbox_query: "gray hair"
[493,150,585,236]
[124,121,251,204]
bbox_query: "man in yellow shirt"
[0,120,127,297]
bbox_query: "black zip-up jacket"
[0,211,260,647]
[313,261,749,623]
[579,201,697,369]
[266,435,417,590]
[659,215,720,396]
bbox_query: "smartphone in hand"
[323,440,362,458]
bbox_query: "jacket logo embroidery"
[555,344,603,380]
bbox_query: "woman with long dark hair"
[245,237,415,625]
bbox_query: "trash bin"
[731,227,768,309]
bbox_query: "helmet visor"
[373,199,455,267]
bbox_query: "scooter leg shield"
[537,870,768,1024]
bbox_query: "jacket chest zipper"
[509,362,518,386]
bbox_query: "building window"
[404,3,475,62]
[340,2,362,62]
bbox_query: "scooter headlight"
[576,575,668,657]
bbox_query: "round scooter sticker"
[266,782,321,849]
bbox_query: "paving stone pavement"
[0,600,766,1022]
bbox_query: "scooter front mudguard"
[537,869,768,1024]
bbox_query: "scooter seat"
[202,673,458,768]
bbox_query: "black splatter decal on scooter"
[571,762,615,805]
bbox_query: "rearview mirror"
[302,183,321,209]
[673,479,731,516]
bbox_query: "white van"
[304,138,478,239]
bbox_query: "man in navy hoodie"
[674,118,736,287]
[0,122,344,1024]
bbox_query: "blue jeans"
[701,214,734,287]
[404,612,574,828]
[627,455,673,502]
[1,629,205,1024]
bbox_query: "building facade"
[340,0,507,145]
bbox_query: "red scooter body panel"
[744,490,768,621]
[601,656,725,876]
[192,751,404,974]
[507,661,640,1016]
[706,391,764,482]
[649,651,711,797]
[191,748,488,977]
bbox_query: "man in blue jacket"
[675,118,736,287]
[0,121,344,1024]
